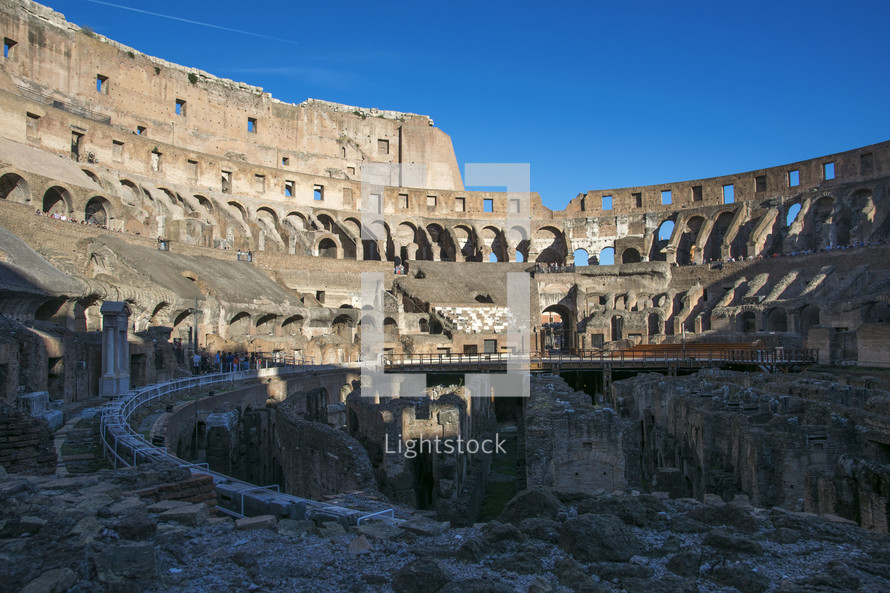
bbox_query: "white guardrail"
[100,365,303,470]
[98,363,396,525]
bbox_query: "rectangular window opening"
[692,186,703,202]
[788,169,800,187]
[284,180,294,197]
[377,139,389,154]
[314,185,324,201]
[861,152,874,175]
[112,140,124,162]
[347,166,355,176]
[723,184,734,204]
[221,170,231,193]
[661,189,672,205]
[175,99,186,116]
[823,162,835,180]
[755,175,767,193]
[455,197,465,212]
[483,198,493,212]
[601,195,613,210]
[187,159,198,180]
[399,193,409,209]
[254,174,265,192]
[247,117,257,133]
[281,156,289,166]
[427,195,437,208]
[96,74,108,94]
[509,198,520,214]
[150,150,161,172]
[633,192,642,208]
[136,125,146,136]
[25,112,39,140]
[315,291,325,304]
[3,38,16,59]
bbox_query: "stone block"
[159,502,209,526]
[235,514,277,530]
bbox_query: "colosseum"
[0,1,889,592]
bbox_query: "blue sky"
[50,0,890,211]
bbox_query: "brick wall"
[0,404,56,474]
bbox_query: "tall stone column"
[100,302,131,397]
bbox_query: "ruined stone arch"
[81,168,102,188]
[810,195,836,250]
[317,212,356,259]
[383,317,398,336]
[281,314,305,335]
[425,222,456,261]
[41,185,73,217]
[849,188,875,243]
[480,225,507,262]
[650,218,676,261]
[799,305,820,338]
[227,200,249,226]
[598,247,614,266]
[647,312,661,337]
[677,215,705,265]
[541,303,574,351]
[508,225,530,262]
[621,247,642,264]
[705,211,735,261]
[331,314,355,340]
[764,307,787,332]
[533,225,566,264]
[314,233,342,258]
[149,302,169,327]
[452,223,480,262]
[0,171,31,204]
[193,194,214,217]
[254,206,285,252]
[255,313,278,335]
[84,195,114,227]
[227,311,251,335]
[172,309,193,329]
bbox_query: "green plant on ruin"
[188,72,198,85]
[127,50,135,59]
[154,66,161,75]
[80,26,96,38]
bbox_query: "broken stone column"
[100,302,130,397]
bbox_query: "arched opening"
[426,224,456,261]
[705,212,734,262]
[515,251,525,262]
[85,196,110,227]
[573,249,589,267]
[534,227,565,264]
[42,186,72,217]
[622,248,642,264]
[849,190,875,244]
[764,308,787,332]
[864,301,890,324]
[650,220,675,261]
[786,203,802,227]
[383,317,398,336]
[228,311,251,335]
[281,315,304,335]
[453,225,478,261]
[419,318,430,333]
[255,313,277,335]
[488,253,498,263]
[739,311,757,333]
[541,304,573,352]
[35,297,67,322]
[677,217,704,265]
[332,314,354,340]
[318,238,337,258]
[811,197,835,250]
[0,173,31,203]
[598,247,615,266]
[799,305,820,338]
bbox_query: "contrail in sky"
[84,0,297,45]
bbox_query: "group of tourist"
[536,262,576,274]
[34,208,113,230]
[190,350,266,374]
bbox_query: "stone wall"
[0,403,56,474]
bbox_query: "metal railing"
[382,348,818,371]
